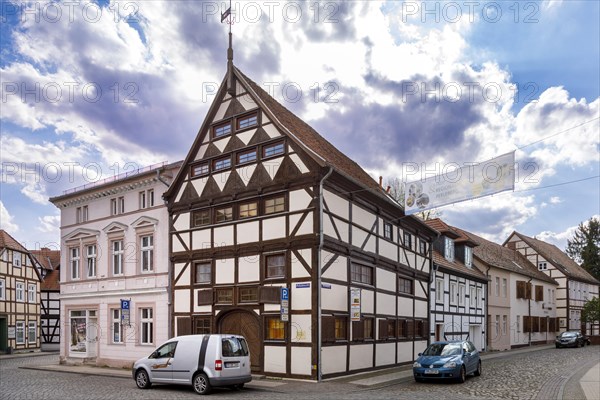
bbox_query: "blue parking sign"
[281,287,289,301]
[121,299,130,310]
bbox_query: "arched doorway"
[218,310,261,372]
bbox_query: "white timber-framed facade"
[424,220,488,352]
[505,232,600,336]
[30,248,61,351]
[163,64,438,380]
[50,162,181,367]
[0,230,42,353]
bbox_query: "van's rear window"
[222,338,249,357]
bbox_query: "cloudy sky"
[1,0,598,252]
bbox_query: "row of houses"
[1,63,598,380]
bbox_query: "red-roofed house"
[30,247,61,351]
[505,232,600,335]
[0,230,42,353]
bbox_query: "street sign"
[280,287,289,322]
[121,299,130,310]
[121,299,131,326]
[350,288,361,322]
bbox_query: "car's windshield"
[422,343,462,356]
[561,332,577,337]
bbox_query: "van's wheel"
[135,369,152,389]
[193,373,212,395]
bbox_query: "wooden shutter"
[197,289,213,306]
[177,317,192,336]
[535,285,544,302]
[420,320,428,338]
[398,319,406,338]
[388,319,397,338]
[352,320,364,341]
[532,316,539,333]
[406,319,415,339]
[540,317,548,333]
[523,316,530,333]
[378,319,388,340]
[548,317,556,333]
[526,283,532,300]
[322,316,335,343]
[259,286,280,304]
[516,281,525,299]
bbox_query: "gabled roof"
[432,251,488,281]
[41,268,60,291]
[424,218,461,239]
[30,248,60,271]
[508,231,599,285]
[0,230,28,253]
[164,65,394,207]
[455,228,557,285]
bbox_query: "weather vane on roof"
[221,0,233,32]
[221,0,235,96]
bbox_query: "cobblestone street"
[1,346,598,400]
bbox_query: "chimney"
[379,176,383,188]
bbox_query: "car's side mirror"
[418,353,422,356]
[149,351,158,359]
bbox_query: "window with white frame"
[516,315,520,332]
[383,222,393,240]
[444,237,454,261]
[16,321,25,344]
[141,235,153,272]
[148,189,154,207]
[538,261,547,271]
[28,321,36,343]
[0,279,5,300]
[112,309,122,343]
[16,282,24,302]
[502,315,507,335]
[458,284,466,306]
[27,283,36,303]
[435,279,444,302]
[495,277,500,296]
[70,247,80,280]
[76,207,82,223]
[404,232,412,250]
[86,244,96,278]
[450,282,457,305]
[464,246,473,267]
[140,308,153,345]
[13,251,21,267]
[502,278,508,297]
[139,191,146,209]
[495,315,500,334]
[477,287,483,308]
[82,205,88,222]
[112,240,124,275]
[470,286,476,307]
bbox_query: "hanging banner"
[404,152,515,214]
[350,288,361,322]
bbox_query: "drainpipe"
[485,265,491,352]
[528,277,533,346]
[156,169,170,187]
[317,166,333,382]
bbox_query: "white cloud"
[536,214,600,250]
[550,196,562,204]
[0,201,19,232]
[37,214,60,234]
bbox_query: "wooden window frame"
[265,315,286,341]
[236,112,258,131]
[398,277,413,295]
[239,201,258,219]
[265,253,286,279]
[194,317,211,335]
[215,207,233,223]
[192,209,211,227]
[215,288,233,304]
[383,222,393,240]
[191,163,209,177]
[212,156,231,172]
[238,286,259,303]
[350,263,373,286]
[194,261,212,285]
[237,148,257,165]
[262,141,285,159]
[213,121,232,138]
[264,195,286,215]
[403,232,412,250]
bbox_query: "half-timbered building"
[0,230,41,353]
[456,229,559,350]
[50,161,181,367]
[423,220,488,351]
[163,57,438,379]
[505,232,600,335]
[30,248,61,351]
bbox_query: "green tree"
[566,217,600,281]
[581,297,600,324]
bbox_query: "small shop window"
[265,316,285,340]
[239,287,259,303]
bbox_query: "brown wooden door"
[219,310,261,372]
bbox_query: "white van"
[132,334,252,395]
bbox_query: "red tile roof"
[30,248,60,271]
[41,268,60,291]
[423,219,460,239]
[0,230,28,253]
[432,251,488,281]
[510,232,599,285]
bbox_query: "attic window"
[213,157,231,172]
[538,262,547,271]
[191,163,209,177]
[465,247,473,268]
[263,141,285,158]
[213,121,232,138]
[237,113,258,130]
[444,236,455,261]
[237,148,257,165]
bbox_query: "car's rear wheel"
[193,373,211,395]
[474,361,482,377]
[135,369,152,389]
[457,366,466,383]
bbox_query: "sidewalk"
[9,345,600,398]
